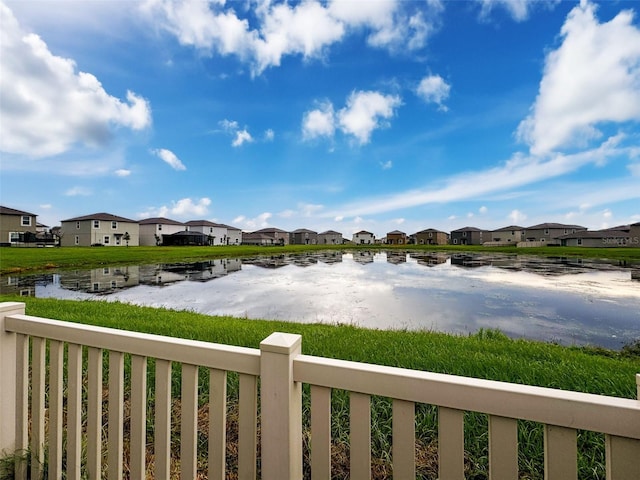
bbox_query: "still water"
[3,251,639,349]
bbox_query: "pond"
[3,251,639,349]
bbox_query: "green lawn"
[2,244,639,275]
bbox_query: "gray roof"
[0,206,36,217]
[62,212,138,223]
[387,230,406,235]
[253,227,289,234]
[319,230,342,235]
[526,223,586,230]
[451,226,486,232]
[185,220,223,227]
[415,228,447,234]
[492,225,525,231]
[139,217,184,226]
[292,228,317,234]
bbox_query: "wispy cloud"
[139,197,211,219]
[416,74,450,111]
[65,186,92,196]
[114,169,131,177]
[152,148,186,170]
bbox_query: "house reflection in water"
[0,273,53,297]
[409,252,448,267]
[386,251,407,264]
[353,251,374,264]
[60,266,140,294]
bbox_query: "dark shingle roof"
[139,217,184,226]
[0,206,36,217]
[62,212,137,223]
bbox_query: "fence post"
[260,332,303,480]
[0,302,25,456]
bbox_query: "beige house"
[290,229,318,245]
[414,228,448,245]
[0,206,39,245]
[243,227,290,246]
[386,230,407,245]
[353,230,375,245]
[558,225,640,248]
[217,224,242,245]
[60,213,139,247]
[488,225,525,245]
[139,217,185,246]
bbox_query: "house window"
[544,229,549,235]
[76,222,80,229]
[453,239,458,244]
[111,281,117,289]
[463,232,467,237]
[93,220,100,229]
[210,227,214,233]
[103,235,110,244]
[21,216,31,226]
[158,224,162,231]
[112,221,117,229]
[75,235,79,245]
[9,232,20,243]
[93,283,100,291]
[103,268,110,274]
[577,238,582,246]
[429,232,433,238]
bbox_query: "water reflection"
[2,251,639,349]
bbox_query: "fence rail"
[1,301,639,479]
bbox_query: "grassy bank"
[2,296,638,479]
[1,244,639,275]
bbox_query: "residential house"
[139,217,185,246]
[352,230,375,245]
[558,225,639,248]
[290,228,318,245]
[488,225,526,245]
[60,213,139,247]
[0,206,38,245]
[413,228,448,245]
[217,224,242,245]
[524,223,587,245]
[631,222,640,243]
[318,230,343,245]
[161,230,210,246]
[450,227,491,245]
[185,220,228,246]
[386,230,407,245]
[243,227,290,246]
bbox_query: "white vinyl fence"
[1,301,639,479]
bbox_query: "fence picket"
[15,333,28,480]
[350,392,371,480]
[87,347,103,480]
[311,385,332,480]
[131,355,147,479]
[49,340,64,480]
[180,363,199,480]
[208,368,227,480]
[31,336,45,480]
[605,434,640,479]
[154,359,172,480]
[238,373,258,480]
[67,343,82,480]
[488,415,518,479]
[544,424,577,480]
[108,351,124,480]
[392,399,415,480]
[438,406,464,480]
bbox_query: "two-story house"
[413,228,448,245]
[60,213,139,247]
[243,227,290,246]
[490,225,526,245]
[139,217,185,246]
[0,206,38,245]
[386,230,407,245]
[352,230,375,245]
[450,227,490,245]
[290,228,318,245]
[318,230,343,245]
[524,223,586,245]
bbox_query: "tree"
[123,232,131,247]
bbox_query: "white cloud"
[380,160,393,170]
[142,0,444,76]
[628,163,640,177]
[232,129,253,147]
[337,90,402,144]
[219,119,239,132]
[324,135,634,218]
[152,148,186,170]
[148,197,212,219]
[479,206,488,214]
[517,1,640,156]
[393,218,405,225]
[39,204,52,210]
[508,209,527,223]
[264,129,275,141]
[302,102,336,140]
[476,0,559,22]
[115,169,131,177]
[232,212,272,230]
[65,186,92,197]
[416,74,450,111]
[0,3,151,158]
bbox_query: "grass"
[1,296,638,479]
[1,244,639,275]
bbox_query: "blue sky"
[1,0,639,237]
